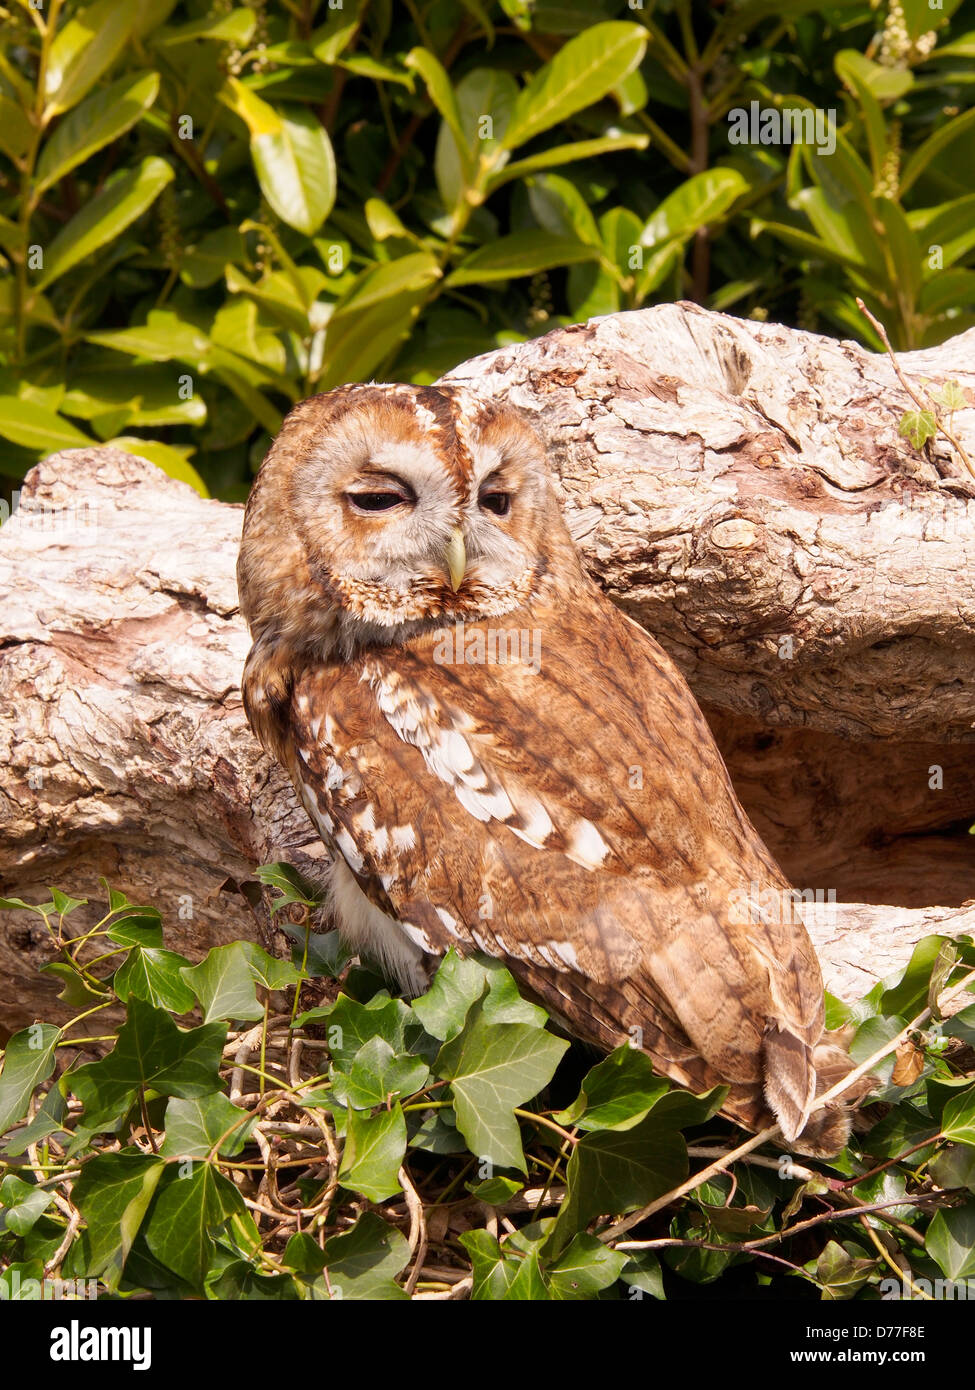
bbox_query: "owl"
[237,383,866,1156]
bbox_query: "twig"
[400,1165,428,1296]
[601,965,975,1242]
[856,297,975,480]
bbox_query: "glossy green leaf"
[70,999,226,1133]
[155,9,256,45]
[486,133,649,193]
[404,48,471,184]
[36,156,174,290]
[180,942,264,1023]
[641,169,747,249]
[528,173,601,247]
[319,253,441,388]
[0,1175,53,1236]
[43,0,134,117]
[107,439,209,496]
[901,105,975,197]
[338,1102,407,1202]
[549,1114,687,1252]
[36,72,159,194]
[502,22,647,151]
[413,948,546,1042]
[114,946,197,1014]
[556,1045,670,1131]
[180,226,247,288]
[447,230,599,286]
[222,81,335,234]
[0,95,32,163]
[322,1212,409,1300]
[0,1028,60,1134]
[70,1152,166,1286]
[144,1162,246,1290]
[435,66,518,208]
[435,998,569,1173]
[160,1093,256,1159]
[0,397,91,453]
[926,1201,975,1281]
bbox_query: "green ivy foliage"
[0,0,973,497]
[2,873,975,1301]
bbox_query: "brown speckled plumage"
[237,383,869,1155]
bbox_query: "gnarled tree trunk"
[1,302,973,1033]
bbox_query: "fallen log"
[1,303,972,1031]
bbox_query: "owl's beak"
[444,527,467,591]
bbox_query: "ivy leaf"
[114,946,196,1014]
[931,379,970,411]
[435,998,569,1173]
[281,926,351,978]
[467,1175,523,1206]
[898,409,938,450]
[413,947,546,1041]
[70,999,225,1134]
[941,1086,975,1146]
[0,1024,61,1133]
[254,860,323,912]
[462,1229,519,1298]
[70,1152,166,1287]
[2,1085,69,1156]
[620,1251,666,1300]
[549,1114,688,1253]
[0,1175,54,1236]
[334,1036,430,1110]
[547,1233,627,1300]
[880,935,952,1020]
[296,992,414,1068]
[144,1163,246,1292]
[237,941,303,991]
[926,1202,975,1281]
[39,961,110,1010]
[815,1239,877,1299]
[105,908,164,949]
[160,1094,257,1159]
[555,1045,669,1131]
[322,1212,410,1300]
[338,1103,407,1203]
[180,942,264,1023]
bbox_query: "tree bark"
[1,303,973,1032]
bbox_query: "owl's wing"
[280,599,827,1141]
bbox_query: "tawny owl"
[237,383,866,1156]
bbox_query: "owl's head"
[238,383,581,658]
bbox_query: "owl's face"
[238,384,579,659]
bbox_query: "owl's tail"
[764,1027,874,1157]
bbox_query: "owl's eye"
[348,490,411,513]
[479,490,511,517]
